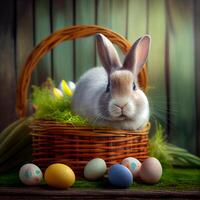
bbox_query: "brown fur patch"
[110,70,133,97]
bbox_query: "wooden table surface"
[0,187,199,200]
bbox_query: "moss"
[73,168,200,191]
[31,84,88,126]
[1,168,199,191]
[131,168,200,191]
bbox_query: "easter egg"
[68,81,76,92]
[44,163,75,189]
[19,163,43,185]
[53,88,63,99]
[59,80,72,97]
[108,164,133,188]
[139,157,162,184]
[121,157,141,178]
[84,158,107,180]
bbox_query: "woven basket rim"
[30,119,150,136]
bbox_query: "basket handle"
[16,25,148,118]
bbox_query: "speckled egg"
[108,164,133,188]
[44,163,75,189]
[84,158,107,180]
[139,157,162,184]
[121,157,141,178]
[19,163,43,185]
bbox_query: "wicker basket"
[16,25,150,176]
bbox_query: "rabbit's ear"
[96,34,121,74]
[123,35,151,76]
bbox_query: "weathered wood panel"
[147,0,167,131]
[34,0,52,84]
[52,0,74,84]
[16,0,34,115]
[168,0,196,153]
[96,0,111,27]
[75,0,96,80]
[96,0,111,66]
[110,0,127,37]
[194,0,200,156]
[16,0,34,79]
[0,0,16,130]
[110,0,127,60]
[127,0,147,42]
[0,187,199,200]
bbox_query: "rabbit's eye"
[133,82,136,91]
[106,82,110,93]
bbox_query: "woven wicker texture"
[30,120,150,176]
[16,25,150,176]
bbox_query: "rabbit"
[71,33,151,130]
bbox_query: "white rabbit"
[71,34,151,130]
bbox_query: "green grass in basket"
[32,84,88,126]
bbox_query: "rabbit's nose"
[114,103,128,110]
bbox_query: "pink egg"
[139,157,162,184]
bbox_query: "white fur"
[71,67,149,130]
[72,34,151,130]
[72,67,107,121]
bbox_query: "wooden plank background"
[0,0,199,155]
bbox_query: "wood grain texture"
[110,0,127,60]
[110,0,127,37]
[75,0,96,80]
[147,0,167,130]
[0,187,199,200]
[0,0,16,131]
[16,0,34,115]
[16,0,34,79]
[52,0,74,83]
[34,0,52,84]
[194,0,200,156]
[168,0,196,153]
[127,0,147,42]
[96,0,111,66]
[96,0,111,27]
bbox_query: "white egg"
[139,157,162,184]
[19,163,43,185]
[68,81,76,92]
[121,157,141,178]
[84,158,107,180]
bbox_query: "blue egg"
[108,164,133,188]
